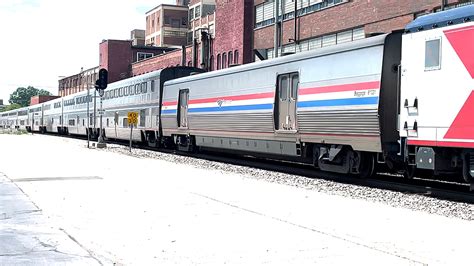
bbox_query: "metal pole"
[294,0,298,52]
[129,124,133,152]
[86,82,90,148]
[97,96,106,148]
[93,89,97,136]
[441,0,446,11]
[274,0,280,58]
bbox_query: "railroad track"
[10,130,474,204]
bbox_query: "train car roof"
[165,33,389,86]
[405,5,474,33]
[108,66,201,89]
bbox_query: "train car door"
[275,73,299,131]
[177,89,189,128]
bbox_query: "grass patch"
[0,128,29,135]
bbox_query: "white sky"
[0,0,174,103]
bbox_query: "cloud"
[0,0,174,102]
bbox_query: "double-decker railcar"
[17,108,28,131]
[62,90,96,136]
[100,67,204,144]
[42,97,64,134]
[27,104,43,132]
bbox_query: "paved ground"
[0,173,100,265]
[0,134,473,265]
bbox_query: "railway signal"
[94,68,108,149]
[96,68,108,90]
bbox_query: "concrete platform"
[0,134,473,265]
[0,173,101,265]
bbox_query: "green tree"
[9,86,52,107]
[0,103,22,112]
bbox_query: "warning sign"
[127,112,138,126]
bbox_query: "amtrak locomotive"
[2,6,473,182]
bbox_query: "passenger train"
[2,6,473,182]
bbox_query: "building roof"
[145,4,188,15]
[405,4,474,32]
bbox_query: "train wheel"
[358,152,375,178]
[403,165,416,179]
[462,154,473,183]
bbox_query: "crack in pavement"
[190,191,428,266]
[59,228,104,266]
[0,210,42,221]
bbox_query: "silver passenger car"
[62,91,96,136]
[27,103,43,132]
[42,97,63,134]
[162,33,402,175]
[100,67,203,144]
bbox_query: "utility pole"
[273,0,280,58]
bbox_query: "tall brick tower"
[213,0,254,69]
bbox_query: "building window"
[209,55,214,71]
[267,27,365,59]
[425,38,441,70]
[189,8,194,21]
[255,0,348,29]
[217,54,221,70]
[195,5,201,18]
[163,31,187,37]
[228,51,233,67]
[234,50,239,64]
[171,19,181,27]
[222,53,227,69]
[137,52,153,61]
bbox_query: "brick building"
[30,95,60,106]
[253,0,470,59]
[145,4,189,47]
[63,0,473,95]
[99,39,177,84]
[132,0,254,75]
[58,66,99,97]
[131,29,146,46]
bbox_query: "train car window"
[142,82,147,93]
[151,80,155,92]
[114,89,118,98]
[122,118,129,128]
[135,84,140,94]
[124,86,129,96]
[129,85,134,95]
[291,74,299,100]
[177,89,189,128]
[107,118,109,127]
[425,38,441,70]
[139,109,146,127]
[83,119,85,126]
[69,119,75,126]
[279,76,288,101]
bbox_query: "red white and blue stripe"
[161,81,381,114]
